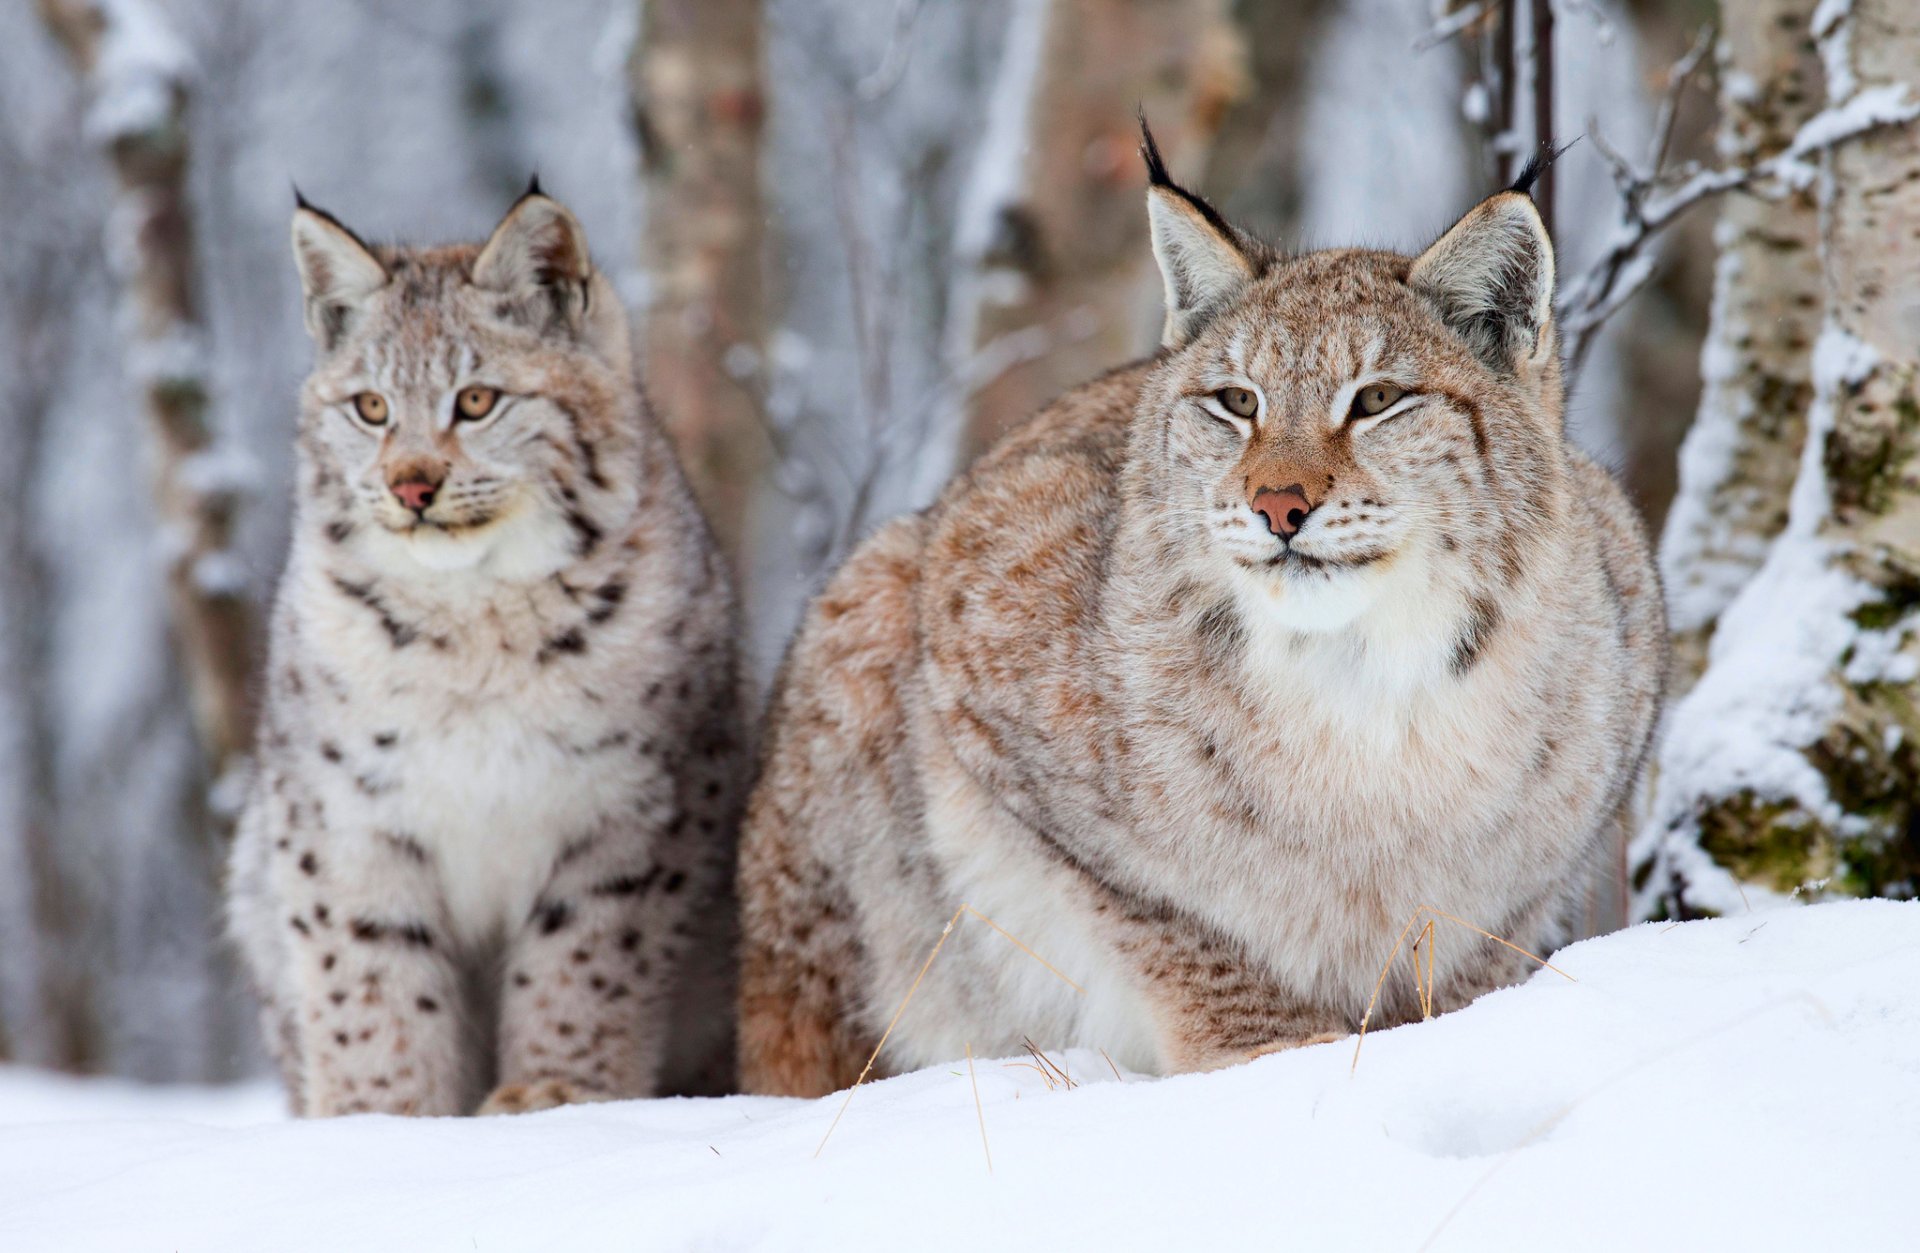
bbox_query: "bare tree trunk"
[1636,0,1920,917]
[1659,0,1825,688]
[39,0,255,797]
[956,0,1246,457]
[1200,0,1334,240]
[0,316,91,1071]
[630,0,769,561]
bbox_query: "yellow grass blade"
[1351,909,1424,1074]
[966,1043,992,1175]
[1353,906,1576,1074]
[814,904,966,1158]
[815,902,1084,1157]
[962,905,1086,994]
[1415,904,1576,983]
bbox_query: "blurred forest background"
[2,0,1916,1085]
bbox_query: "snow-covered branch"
[1561,34,1920,381]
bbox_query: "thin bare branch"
[1413,0,1495,53]
[1561,56,1920,384]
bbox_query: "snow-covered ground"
[3,900,1916,1251]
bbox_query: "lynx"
[227,185,744,1116]
[737,128,1664,1094]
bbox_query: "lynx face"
[1140,132,1560,635]
[292,193,638,581]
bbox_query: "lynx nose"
[1251,485,1312,538]
[388,469,444,515]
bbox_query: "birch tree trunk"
[39,0,256,1078]
[1201,0,1333,241]
[1635,0,1920,917]
[1659,0,1826,688]
[956,0,1246,456]
[0,242,87,1070]
[630,0,769,561]
[39,0,255,794]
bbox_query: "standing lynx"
[738,130,1664,1094]
[228,186,744,1116]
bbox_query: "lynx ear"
[291,197,388,352]
[472,183,593,332]
[1142,118,1258,348]
[1409,188,1556,373]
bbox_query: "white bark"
[1635,0,1920,916]
[631,0,769,561]
[1660,0,1826,687]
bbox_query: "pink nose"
[390,479,438,513]
[1251,484,1312,537]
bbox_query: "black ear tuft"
[1139,108,1173,189]
[1142,113,1264,348]
[525,172,544,200]
[290,188,369,246]
[1508,139,1578,198]
[1138,110,1238,244]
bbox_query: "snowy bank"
[3,900,1917,1251]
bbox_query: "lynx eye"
[352,392,389,425]
[455,386,500,422]
[1215,387,1259,419]
[1351,383,1407,419]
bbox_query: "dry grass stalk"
[966,1043,992,1175]
[814,902,1083,1157]
[1098,1047,1124,1082]
[1350,904,1575,1074]
[1022,1036,1077,1090]
[1408,918,1443,1021]
[1001,1061,1057,1090]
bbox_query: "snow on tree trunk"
[1660,0,1826,689]
[37,0,261,1079]
[741,0,1067,673]
[630,0,769,560]
[39,0,255,794]
[1635,0,1920,917]
[955,0,1246,456]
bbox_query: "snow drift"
[3,899,1916,1251]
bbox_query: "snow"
[4,900,1918,1251]
[1788,84,1920,159]
[83,0,194,144]
[1636,324,1887,916]
[1812,0,1858,102]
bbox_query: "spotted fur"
[228,189,745,1116]
[737,140,1664,1094]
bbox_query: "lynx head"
[290,182,638,581]
[1135,121,1565,639]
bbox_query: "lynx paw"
[477,1079,614,1116]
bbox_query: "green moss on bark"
[1665,659,1920,912]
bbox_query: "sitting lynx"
[737,128,1664,1094]
[228,185,743,1116]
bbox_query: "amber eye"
[455,386,500,422]
[1215,387,1259,419]
[352,392,389,425]
[1351,383,1407,419]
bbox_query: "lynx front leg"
[483,831,690,1113]
[1106,903,1349,1074]
[284,835,469,1117]
[736,810,872,1098]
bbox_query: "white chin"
[1236,561,1385,633]
[364,506,578,582]
[400,527,492,572]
